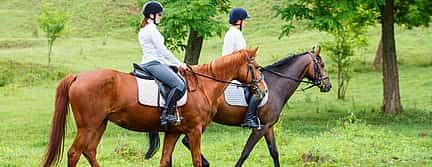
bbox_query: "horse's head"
[304,45,332,92]
[236,48,268,99]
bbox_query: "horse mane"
[185,49,249,93]
[264,52,308,69]
[192,49,249,76]
[212,50,248,68]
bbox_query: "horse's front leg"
[264,126,280,167]
[181,136,210,167]
[234,127,267,167]
[159,132,180,167]
[186,128,203,167]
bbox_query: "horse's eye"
[321,63,325,68]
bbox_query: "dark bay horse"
[42,49,267,167]
[175,46,331,167]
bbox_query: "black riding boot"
[242,95,262,129]
[160,88,184,125]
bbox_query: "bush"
[0,61,71,87]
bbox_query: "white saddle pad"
[136,77,187,107]
[224,80,268,107]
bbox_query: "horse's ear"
[313,44,320,55]
[249,47,259,57]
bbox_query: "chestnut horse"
[42,49,267,167]
[168,46,331,166]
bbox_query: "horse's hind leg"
[68,104,107,167]
[82,120,108,167]
[68,128,91,166]
[264,126,280,167]
[68,124,106,167]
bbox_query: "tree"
[277,0,432,113]
[133,0,230,65]
[378,0,431,114]
[371,39,383,70]
[38,2,68,67]
[276,1,377,99]
[161,0,230,65]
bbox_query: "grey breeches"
[141,61,186,93]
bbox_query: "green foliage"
[133,0,230,51]
[325,29,368,99]
[38,3,68,39]
[38,2,68,66]
[275,1,379,38]
[276,0,377,99]
[394,0,432,28]
[161,0,230,51]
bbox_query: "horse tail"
[42,74,76,167]
[145,132,160,159]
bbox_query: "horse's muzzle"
[255,87,268,99]
[320,82,331,92]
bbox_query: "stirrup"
[160,117,168,126]
[241,117,262,130]
[166,114,183,124]
[241,122,262,129]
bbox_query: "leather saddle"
[131,63,180,98]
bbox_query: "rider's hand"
[178,63,188,69]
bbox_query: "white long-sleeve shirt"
[138,22,182,66]
[221,27,246,56]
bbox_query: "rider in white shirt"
[221,25,246,56]
[138,1,185,125]
[222,8,262,129]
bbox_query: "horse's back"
[68,69,136,111]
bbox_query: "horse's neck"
[266,55,310,112]
[192,55,244,102]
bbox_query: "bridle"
[245,56,266,98]
[309,52,329,88]
[185,56,266,98]
[259,52,329,91]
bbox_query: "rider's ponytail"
[140,17,151,28]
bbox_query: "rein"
[185,65,249,87]
[184,59,262,88]
[259,66,314,84]
[259,66,315,91]
[259,52,328,91]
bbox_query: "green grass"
[1,0,431,166]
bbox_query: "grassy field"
[1,0,431,166]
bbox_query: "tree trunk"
[381,0,401,114]
[372,39,383,70]
[184,30,203,65]
[48,39,54,67]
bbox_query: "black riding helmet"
[229,8,250,31]
[229,8,249,24]
[142,1,164,24]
